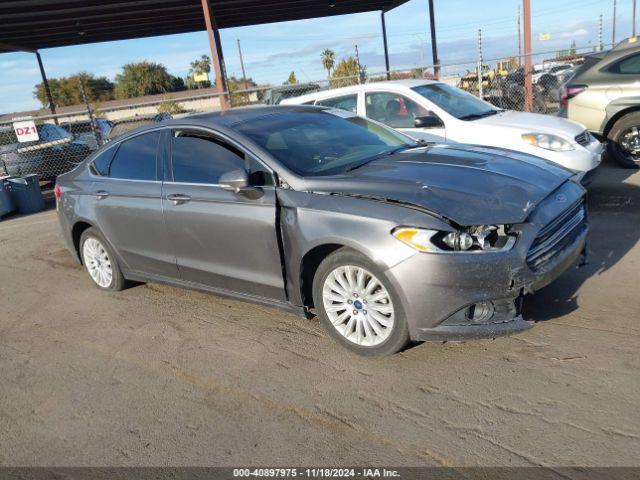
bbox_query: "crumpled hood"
[305,144,573,225]
[474,110,586,137]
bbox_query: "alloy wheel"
[82,237,113,288]
[322,265,394,347]
[619,126,640,162]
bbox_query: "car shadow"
[523,162,640,322]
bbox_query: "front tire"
[607,112,640,168]
[80,228,126,291]
[312,248,410,357]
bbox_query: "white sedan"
[281,79,602,184]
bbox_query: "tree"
[114,61,185,99]
[227,75,259,106]
[283,71,298,85]
[188,54,211,89]
[330,57,366,88]
[157,99,186,115]
[320,49,335,79]
[33,72,114,108]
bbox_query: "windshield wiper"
[345,144,417,172]
[458,110,500,121]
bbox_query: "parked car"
[263,83,321,105]
[560,37,640,168]
[0,123,92,181]
[488,68,549,113]
[60,118,114,147]
[532,63,574,84]
[56,106,588,356]
[282,80,602,184]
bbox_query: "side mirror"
[414,115,443,129]
[219,168,250,193]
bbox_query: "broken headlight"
[392,225,516,253]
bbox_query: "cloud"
[561,28,589,38]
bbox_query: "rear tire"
[607,112,640,168]
[79,228,126,291]
[312,248,410,357]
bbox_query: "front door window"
[365,92,431,129]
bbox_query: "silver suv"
[560,37,640,168]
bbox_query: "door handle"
[94,190,109,200]
[167,193,191,205]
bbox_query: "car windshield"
[412,83,499,120]
[232,110,417,176]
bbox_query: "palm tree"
[189,54,211,88]
[321,49,336,79]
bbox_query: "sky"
[0,0,635,114]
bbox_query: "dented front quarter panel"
[276,189,454,307]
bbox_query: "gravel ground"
[0,164,639,467]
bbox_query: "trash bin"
[0,176,16,217]
[7,175,45,214]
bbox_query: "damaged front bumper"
[384,182,588,342]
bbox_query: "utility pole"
[79,78,100,145]
[517,4,522,66]
[428,0,440,79]
[523,0,533,112]
[633,0,637,37]
[381,11,390,80]
[477,28,483,99]
[236,39,249,91]
[612,0,617,45]
[354,44,362,84]
[598,14,603,51]
[35,51,58,124]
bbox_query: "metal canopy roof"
[0,0,410,52]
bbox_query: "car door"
[89,129,178,278]
[162,127,286,301]
[363,90,446,142]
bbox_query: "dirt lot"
[0,164,639,467]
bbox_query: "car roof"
[177,104,329,126]
[104,104,332,141]
[280,79,439,104]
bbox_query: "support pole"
[633,0,637,37]
[200,0,228,110]
[35,50,58,123]
[428,0,440,79]
[381,11,390,80]
[523,0,533,112]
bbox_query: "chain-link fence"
[0,91,227,186]
[0,43,607,188]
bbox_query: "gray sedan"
[55,106,588,356]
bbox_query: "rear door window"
[90,147,117,176]
[608,53,640,74]
[314,94,358,113]
[107,131,160,180]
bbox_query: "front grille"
[575,131,591,147]
[527,200,587,272]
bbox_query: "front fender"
[277,189,452,307]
